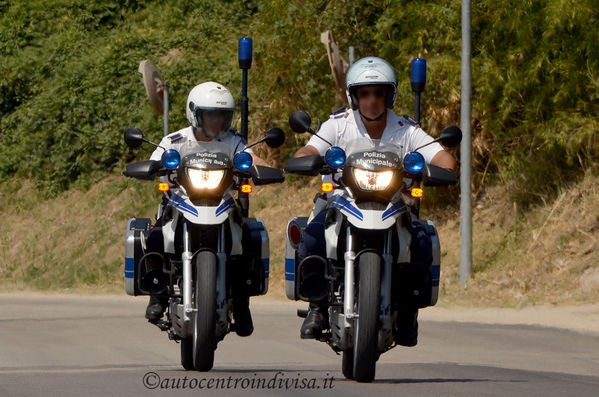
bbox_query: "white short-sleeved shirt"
[307,109,443,162]
[149,126,251,161]
[307,109,444,190]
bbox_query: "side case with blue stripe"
[426,220,441,306]
[124,218,152,296]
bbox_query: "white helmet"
[345,57,398,111]
[186,82,235,139]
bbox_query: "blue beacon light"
[325,146,346,168]
[238,37,253,69]
[403,151,425,173]
[161,149,180,169]
[234,151,253,171]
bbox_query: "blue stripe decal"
[125,257,135,271]
[125,258,134,278]
[334,201,363,220]
[215,198,235,217]
[382,201,406,221]
[262,258,270,279]
[285,258,295,281]
[169,193,199,217]
[431,264,440,287]
[331,196,363,221]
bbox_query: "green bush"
[0,0,597,203]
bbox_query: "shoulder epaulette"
[168,133,183,143]
[330,107,347,119]
[402,115,420,127]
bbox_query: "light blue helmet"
[345,57,398,110]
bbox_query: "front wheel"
[193,251,217,371]
[352,252,381,382]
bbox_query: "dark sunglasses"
[356,87,386,99]
[195,109,226,120]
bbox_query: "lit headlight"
[353,168,393,191]
[187,168,224,189]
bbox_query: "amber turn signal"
[411,187,424,198]
[321,182,333,192]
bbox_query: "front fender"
[330,196,407,230]
[169,193,236,225]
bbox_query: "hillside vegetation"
[0,0,597,304]
[1,174,597,306]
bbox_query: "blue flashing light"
[411,58,427,84]
[325,146,346,168]
[161,149,180,169]
[238,37,253,61]
[234,151,253,171]
[403,151,425,174]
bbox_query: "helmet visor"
[356,85,387,100]
[348,83,396,110]
[194,108,234,139]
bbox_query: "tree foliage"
[0,0,597,202]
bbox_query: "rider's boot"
[395,308,419,347]
[233,295,254,337]
[300,300,329,339]
[145,295,168,322]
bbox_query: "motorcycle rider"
[293,57,456,346]
[144,81,267,337]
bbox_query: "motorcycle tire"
[353,252,380,382]
[193,250,217,371]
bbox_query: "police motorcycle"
[283,110,461,382]
[122,126,285,371]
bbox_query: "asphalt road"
[0,294,597,397]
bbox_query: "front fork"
[343,227,356,328]
[343,227,393,329]
[182,222,227,325]
[216,223,227,324]
[380,231,393,330]
[182,222,193,323]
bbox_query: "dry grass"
[435,172,599,307]
[1,172,597,308]
[0,176,156,292]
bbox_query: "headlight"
[187,168,224,189]
[353,168,393,191]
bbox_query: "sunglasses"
[356,87,386,99]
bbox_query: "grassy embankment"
[1,173,597,307]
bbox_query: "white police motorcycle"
[122,126,285,371]
[284,111,461,382]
